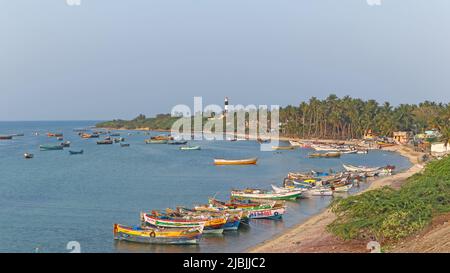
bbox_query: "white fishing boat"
[343,164,380,172]
[332,184,353,192]
[305,187,334,196]
[271,184,306,194]
[231,189,301,200]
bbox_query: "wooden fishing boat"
[113,224,203,245]
[151,135,174,141]
[332,184,353,192]
[305,187,334,196]
[47,133,63,138]
[120,143,130,147]
[214,157,257,165]
[60,141,71,147]
[81,133,99,139]
[180,145,201,151]
[97,140,113,145]
[271,184,305,195]
[12,133,25,137]
[272,146,294,150]
[24,153,34,159]
[247,206,286,220]
[168,140,188,145]
[377,142,397,148]
[176,207,244,231]
[142,213,228,234]
[40,144,64,151]
[343,164,380,172]
[69,150,84,155]
[231,189,301,200]
[0,135,13,140]
[309,152,341,158]
[208,198,277,211]
[110,133,121,137]
[145,139,168,144]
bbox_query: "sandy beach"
[249,145,432,253]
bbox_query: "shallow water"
[0,121,412,253]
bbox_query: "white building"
[431,142,450,155]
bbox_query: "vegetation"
[97,95,450,144]
[279,94,450,140]
[96,114,180,130]
[327,156,450,243]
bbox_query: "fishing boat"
[69,150,84,155]
[272,146,294,150]
[24,153,34,159]
[175,207,243,231]
[305,187,334,196]
[110,133,121,137]
[309,152,341,158]
[120,143,130,147]
[257,138,271,144]
[231,188,301,200]
[12,133,25,137]
[214,157,257,165]
[208,198,277,211]
[356,149,369,154]
[168,140,188,145]
[142,213,228,234]
[332,184,353,192]
[151,135,174,141]
[247,206,286,220]
[271,184,305,195]
[81,133,99,139]
[60,141,71,148]
[343,164,380,172]
[0,135,13,140]
[341,150,357,154]
[180,145,201,151]
[40,144,64,151]
[47,133,63,138]
[145,139,168,144]
[97,139,113,145]
[113,224,203,245]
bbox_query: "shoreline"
[248,145,425,253]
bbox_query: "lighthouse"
[224,97,229,114]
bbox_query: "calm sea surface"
[0,121,411,253]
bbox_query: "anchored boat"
[145,139,168,144]
[180,145,201,151]
[40,144,64,151]
[113,224,203,245]
[231,188,301,200]
[214,157,257,165]
[69,150,84,155]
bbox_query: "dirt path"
[249,145,428,253]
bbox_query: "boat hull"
[113,224,201,245]
[247,207,286,219]
[214,158,257,165]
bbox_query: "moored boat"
[247,206,286,220]
[97,140,113,145]
[24,153,34,159]
[309,152,341,158]
[69,150,84,155]
[343,164,380,172]
[214,157,257,165]
[180,145,201,151]
[120,143,130,147]
[168,140,188,145]
[145,139,168,144]
[272,146,294,150]
[231,188,301,200]
[113,224,203,245]
[0,135,13,140]
[40,144,64,151]
[142,213,228,234]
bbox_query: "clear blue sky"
[1,0,449,121]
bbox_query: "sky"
[0,0,449,121]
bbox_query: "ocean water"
[0,121,412,253]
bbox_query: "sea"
[0,121,412,253]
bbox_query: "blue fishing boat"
[69,150,84,155]
[40,144,64,151]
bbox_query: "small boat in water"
[0,135,13,140]
[180,145,201,151]
[231,188,301,201]
[343,164,380,172]
[272,146,294,150]
[97,140,113,145]
[40,144,64,151]
[113,224,203,245]
[24,153,34,159]
[214,157,257,165]
[69,150,84,155]
[309,152,341,158]
[145,139,168,144]
[142,213,227,234]
[168,140,188,145]
[120,143,130,147]
[60,141,71,148]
